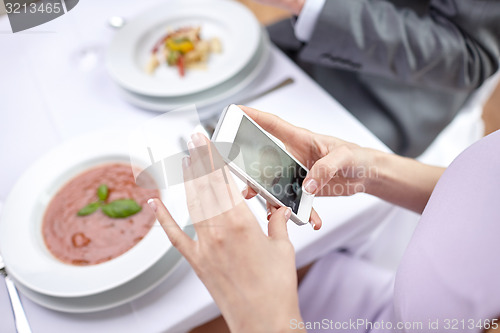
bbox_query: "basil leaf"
[97,184,109,201]
[102,199,142,218]
[77,202,101,216]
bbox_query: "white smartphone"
[212,104,313,226]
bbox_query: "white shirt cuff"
[294,0,326,42]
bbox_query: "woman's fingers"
[185,133,244,225]
[242,187,280,222]
[309,208,322,230]
[266,202,278,221]
[302,152,348,196]
[207,166,244,218]
[182,156,207,224]
[242,186,258,199]
[239,105,299,143]
[251,189,321,230]
[243,186,322,230]
[268,206,292,240]
[148,198,195,259]
[184,134,221,224]
[268,205,321,230]
[187,133,213,179]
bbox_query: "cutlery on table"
[236,77,294,106]
[0,254,32,333]
[201,77,295,136]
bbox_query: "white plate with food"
[118,29,270,113]
[106,0,261,97]
[0,130,189,297]
[13,227,195,313]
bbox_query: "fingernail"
[303,179,318,195]
[310,220,316,229]
[147,199,157,213]
[267,208,271,221]
[187,141,195,150]
[182,156,191,168]
[191,133,205,147]
[285,207,292,220]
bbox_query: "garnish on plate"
[101,199,142,218]
[146,26,222,77]
[43,163,159,266]
[77,184,142,219]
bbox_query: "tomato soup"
[42,163,159,266]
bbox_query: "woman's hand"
[148,133,305,333]
[240,106,379,228]
[241,106,446,215]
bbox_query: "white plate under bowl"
[106,0,260,97]
[118,29,270,113]
[13,227,195,313]
[0,131,189,297]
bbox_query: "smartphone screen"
[232,116,307,213]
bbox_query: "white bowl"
[0,130,188,297]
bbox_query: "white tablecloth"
[0,1,395,332]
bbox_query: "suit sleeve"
[300,0,500,90]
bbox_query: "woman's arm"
[366,150,445,214]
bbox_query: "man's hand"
[252,0,305,16]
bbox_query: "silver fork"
[0,254,32,333]
[200,77,295,136]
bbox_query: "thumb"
[303,153,344,195]
[268,206,292,240]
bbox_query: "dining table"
[0,0,397,332]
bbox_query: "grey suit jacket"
[268,0,500,156]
